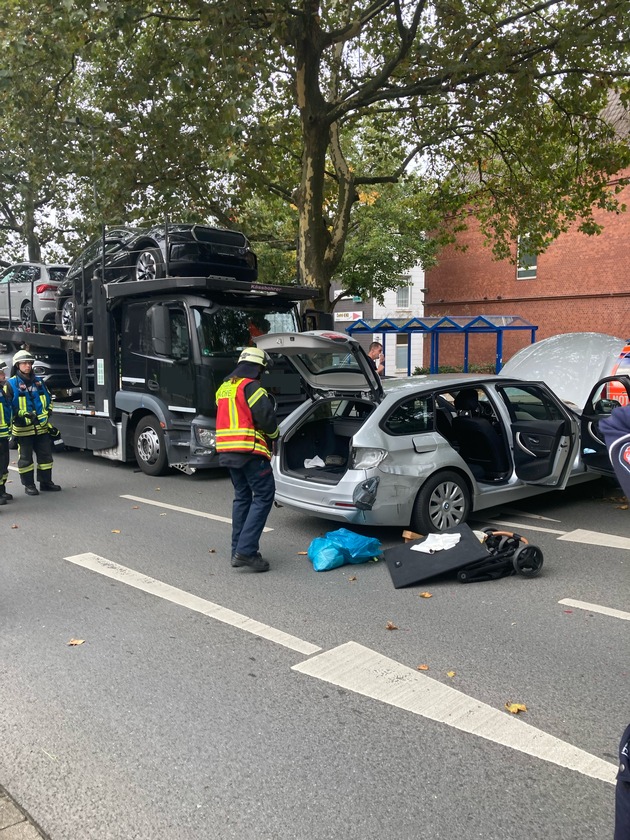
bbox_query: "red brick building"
[424,102,630,368]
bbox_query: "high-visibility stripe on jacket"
[0,388,11,438]
[8,374,52,438]
[216,377,273,459]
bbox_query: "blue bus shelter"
[346,314,538,375]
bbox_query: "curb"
[0,788,47,839]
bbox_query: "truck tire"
[410,470,470,534]
[133,416,170,476]
[135,248,165,282]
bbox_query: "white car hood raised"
[500,332,627,407]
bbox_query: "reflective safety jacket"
[8,374,53,438]
[216,377,279,460]
[0,383,12,438]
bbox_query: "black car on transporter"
[55,223,258,335]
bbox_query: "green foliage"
[0,0,629,309]
[413,363,497,375]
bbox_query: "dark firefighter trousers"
[17,433,53,486]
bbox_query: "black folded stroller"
[456,529,544,583]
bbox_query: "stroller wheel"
[512,544,544,577]
[457,569,469,582]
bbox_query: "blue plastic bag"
[307,528,382,572]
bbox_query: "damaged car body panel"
[255,332,630,532]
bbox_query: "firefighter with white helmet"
[215,345,278,572]
[9,349,61,495]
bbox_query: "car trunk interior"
[281,398,375,483]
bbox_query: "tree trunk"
[24,186,41,263]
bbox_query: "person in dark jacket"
[216,347,279,572]
[0,360,13,504]
[599,403,630,500]
[615,723,630,840]
[8,349,61,495]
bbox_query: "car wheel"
[410,470,470,534]
[60,298,81,336]
[135,248,165,282]
[133,416,171,476]
[19,301,33,331]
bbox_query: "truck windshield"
[192,306,299,356]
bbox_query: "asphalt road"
[1,450,628,840]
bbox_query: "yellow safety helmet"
[238,347,270,368]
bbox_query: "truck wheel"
[410,470,470,534]
[135,248,165,282]
[60,298,81,336]
[133,416,170,476]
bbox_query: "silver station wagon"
[256,331,630,533]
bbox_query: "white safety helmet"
[238,347,270,368]
[12,349,36,366]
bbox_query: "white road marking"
[64,552,319,655]
[479,518,567,535]
[496,508,562,522]
[64,552,616,786]
[558,529,630,550]
[559,598,630,621]
[292,641,617,785]
[120,494,273,532]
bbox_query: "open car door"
[580,375,630,474]
[496,381,580,487]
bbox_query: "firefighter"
[215,346,279,572]
[0,360,13,504]
[9,349,61,495]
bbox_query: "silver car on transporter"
[255,331,630,533]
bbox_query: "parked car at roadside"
[254,331,630,533]
[55,223,258,335]
[0,262,69,331]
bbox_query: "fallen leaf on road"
[348,575,357,582]
[111,529,121,534]
[132,505,139,509]
[208,548,216,553]
[386,621,398,630]
[505,702,527,714]
[67,639,85,646]
[11,524,18,529]
[297,551,307,555]
[155,487,161,491]
[159,513,167,516]
[446,670,456,678]
[417,664,429,671]
[563,610,573,614]
[418,591,433,598]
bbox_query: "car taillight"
[36,284,56,294]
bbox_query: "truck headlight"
[194,427,216,449]
[350,447,387,470]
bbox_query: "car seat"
[452,389,510,480]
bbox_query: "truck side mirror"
[302,309,334,331]
[151,305,172,356]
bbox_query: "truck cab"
[0,275,331,476]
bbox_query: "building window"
[395,334,408,370]
[396,280,411,308]
[517,236,537,280]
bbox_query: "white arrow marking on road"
[65,553,617,787]
[120,494,273,532]
[292,641,617,785]
[557,529,630,550]
[559,598,630,621]
[480,518,567,535]
[64,552,318,655]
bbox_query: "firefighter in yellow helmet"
[9,349,61,495]
[215,346,278,572]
